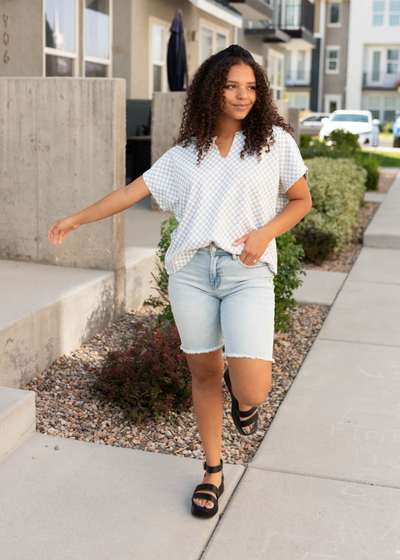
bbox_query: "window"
[331,114,369,122]
[389,1,400,25]
[372,51,381,81]
[84,0,111,77]
[373,0,385,25]
[201,27,213,62]
[328,2,341,25]
[384,96,397,121]
[44,0,77,76]
[151,22,169,93]
[324,94,342,112]
[297,50,306,80]
[387,49,399,73]
[288,92,308,110]
[285,0,301,28]
[285,51,292,81]
[268,51,284,101]
[326,47,340,73]
[368,96,381,119]
[366,94,399,122]
[199,21,228,63]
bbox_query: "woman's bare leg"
[226,356,272,433]
[186,347,225,509]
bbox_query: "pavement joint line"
[246,465,400,492]
[198,465,248,560]
[316,337,400,348]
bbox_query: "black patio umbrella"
[167,9,188,92]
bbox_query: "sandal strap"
[237,406,257,418]
[239,411,258,428]
[192,492,217,506]
[203,459,223,473]
[194,482,220,496]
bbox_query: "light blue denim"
[168,242,276,363]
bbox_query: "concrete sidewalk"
[202,175,400,559]
[1,173,399,559]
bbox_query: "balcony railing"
[285,70,312,86]
[276,0,314,34]
[363,72,400,89]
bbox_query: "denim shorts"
[168,242,276,363]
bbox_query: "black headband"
[206,44,255,73]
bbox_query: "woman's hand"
[48,217,81,246]
[232,228,272,266]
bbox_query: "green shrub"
[92,320,192,424]
[326,129,362,155]
[300,130,380,192]
[382,120,394,133]
[300,134,312,148]
[142,215,179,326]
[143,215,306,335]
[292,157,367,263]
[275,231,306,333]
[361,155,380,190]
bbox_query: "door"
[368,48,385,86]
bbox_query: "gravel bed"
[24,303,329,467]
[302,171,397,273]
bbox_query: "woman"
[48,44,312,519]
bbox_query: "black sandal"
[224,368,259,436]
[191,459,224,518]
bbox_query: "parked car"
[299,112,331,135]
[319,110,379,147]
[393,112,400,148]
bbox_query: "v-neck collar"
[212,130,243,160]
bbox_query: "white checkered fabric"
[142,126,308,275]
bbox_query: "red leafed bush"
[92,321,192,424]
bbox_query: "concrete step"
[0,200,172,389]
[293,269,347,306]
[0,432,244,560]
[363,173,400,249]
[0,386,35,462]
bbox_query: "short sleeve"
[278,129,309,194]
[142,148,179,213]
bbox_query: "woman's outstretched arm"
[47,175,151,245]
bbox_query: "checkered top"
[142,126,308,275]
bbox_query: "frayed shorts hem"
[180,343,224,355]
[223,352,275,364]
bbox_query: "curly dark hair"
[172,45,294,165]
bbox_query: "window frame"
[389,0,400,25]
[83,0,113,77]
[327,1,342,27]
[198,18,229,64]
[268,48,285,101]
[324,94,342,113]
[149,16,171,97]
[288,92,310,110]
[325,45,340,74]
[43,0,79,77]
[372,0,386,26]
[364,93,400,123]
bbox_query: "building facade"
[346,0,400,123]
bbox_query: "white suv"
[319,110,380,147]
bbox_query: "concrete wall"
[149,92,186,210]
[112,0,133,98]
[0,0,43,77]
[0,78,127,316]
